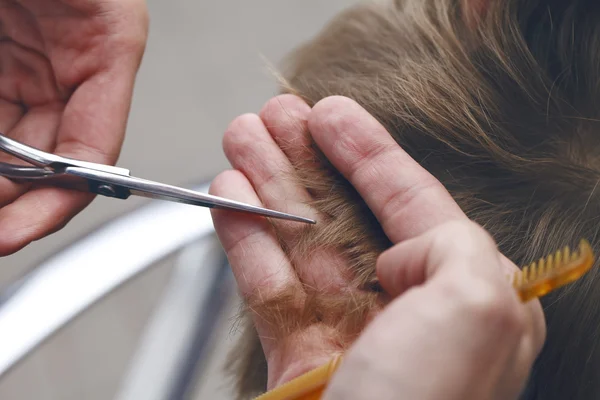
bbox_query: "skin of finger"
[209,170,345,388]
[28,0,149,89]
[259,93,342,222]
[208,170,304,347]
[221,112,352,290]
[324,268,531,400]
[209,169,301,299]
[48,0,148,165]
[0,2,46,54]
[0,99,26,205]
[324,292,522,400]
[0,188,92,256]
[308,96,466,243]
[258,94,313,156]
[375,220,504,296]
[0,100,24,133]
[0,0,148,255]
[53,66,139,165]
[370,222,545,398]
[216,112,358,386]
[0,104,63,207]
[258,95,329,198]
[375,234,430,298]
[0,41,61,105]
[222,112,317,235]
[377,219,545,349]
[305,96,545,396]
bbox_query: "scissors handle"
[0,133,56,167]
[0,162,55,180]
[0,161,131,199]
[0,132,131,176]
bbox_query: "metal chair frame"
[0,181,233,399]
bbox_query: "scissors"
[0,133,316,224]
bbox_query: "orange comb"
[254,239,595,400]
[512,239,594,302]
[253,355,343,400]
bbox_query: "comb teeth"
[511,239,594,302]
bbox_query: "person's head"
[228,1,600,398]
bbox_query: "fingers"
[0,104,62,208]
[373,219,546,397]
[308,96,466,243]
[209,170,300,298]
[222,107,316,240]
[307,96,545,386]
[376,220,505,297]
[0,100,24,133]
[0,103,68,256]
[209,169,303,358]
[53,68,135,166]
[0,188,91,256]
[328,280,531,400]
[222,95,354,290]
[326,222,542,400]
[0,99,26,204]
[259,94,314,163]
[51,0,149,166]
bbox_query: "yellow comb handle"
[253,355,342,400]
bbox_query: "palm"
[0,0,147,256]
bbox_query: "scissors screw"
[97,184,117,198]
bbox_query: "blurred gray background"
[0,1,357,399]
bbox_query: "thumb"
[376,220,507,297]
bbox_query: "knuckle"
[441,219,486,239]
[112,7,150,56]
[309,95,357,132]
[432,220,496,256]
[222,113,262,151]
[462,281,526,336]
[260,94,308,120]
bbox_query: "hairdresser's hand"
[209,95,545,392]
[0,0,148,256]
[322,219,546,400]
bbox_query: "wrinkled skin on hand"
[209,95,545,396]
[0,0,148,256]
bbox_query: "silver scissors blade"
[0,133,316,224]
[65,166,316,224]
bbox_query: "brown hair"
[227,0,600,398]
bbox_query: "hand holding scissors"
[0,133,315,245]
[0,0,315,257]
[0,0,149,256]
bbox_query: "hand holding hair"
[323,219,546,400]
[210,95,545,398]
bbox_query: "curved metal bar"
[0,132,59,167]
[0,163,55,180]
[0,182,217,378]
[115,237,234,400]
[0,132,130,176]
